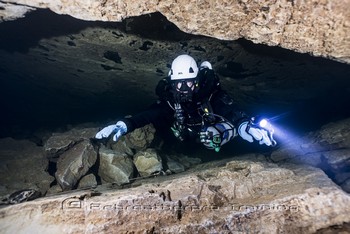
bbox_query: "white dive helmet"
[170,55,199,80]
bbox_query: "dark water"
[0,9,350,150]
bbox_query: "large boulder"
[55,139,97,190]
[124,124,156,151]
[98,146,134,185]
[43,127,98,190]
[44,128,98,161]
[77,174,97,189]
[0,155,349,233]
[133,148,163,177]
[0,138,54,197]
[271,118,350,192]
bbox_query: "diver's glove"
[95,121,127,142]
[238,121,273,146]
[200,129,222,152]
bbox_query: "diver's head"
[169,54,199,102]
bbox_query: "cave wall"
[1,0,349,63]
[0,8,349,139]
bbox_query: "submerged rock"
[0,156,349,233]
[44,128,98,161]
[165,156,186,174]
[77,174,97,189]
[271,118,350,193]
[0,138,54,197]
[124,123,156,151]
[341,178,350,193]
[98,146,134,185]
[55,139,97,190]
[165,154,202,174]
[133,148,162,177]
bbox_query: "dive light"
[251,116,277,146]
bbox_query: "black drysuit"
[120,68,248,143]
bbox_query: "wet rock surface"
[0,10,349,142]
[0,138,54,198]
[44,128,98,161]
[98,146,134,185]
[77,174,97,189]
[55,139,97,191]
[0,118,350,232]
[271,118,350,193]
[1,0,349,63]
[125,124,156,151]
[0,155,349,233]
[133,148,163,177]
[0,6,349,232]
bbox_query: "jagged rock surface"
[0,2,34,21]
[0,138,54,197]
[55,139,97,190]
[1,0,349,63]
[98,146,134,184]
[44,128,98,161]
[124,123,156,151]
[44,128,99,190]
[0,156,349,233]
[77,174,97,189]
[133,148,163,177]
[271,118,350,192]
[1,118,350,232]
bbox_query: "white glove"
[238,122,272,146]
[95,121,127,142]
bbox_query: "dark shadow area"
[237,39,329,63]
[122,12,197,41]
[0,7,350,204]
[236,39,350,134]
[0,9,195,54]
[0,8,349,150]
[0,9,124,53]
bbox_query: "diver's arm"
[121,103,166,132]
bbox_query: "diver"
[95,54,276,152]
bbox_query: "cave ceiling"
[1,0,349,63]
[0,7,349,139]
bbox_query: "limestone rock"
[2,0,349,63]
[133,148,162,177]
[0,156,349,233]
[98,147,134,185]
[335,172,350,185]
[46,185,62,195]
[165,156,185,174]
[0,2,34,22]
[317,118,350,147]
[165,154,202,173]
[110,138,134,156]
[55,139,97,190]
[77,174,97,189]
[0,138,54,197]
[177,155,202,169]
[270,119,350,196]
[322,149,350,170]
[271,118,350,172]
[125,124,156,151]
[44,127,98,161]
[341,178,350,193]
